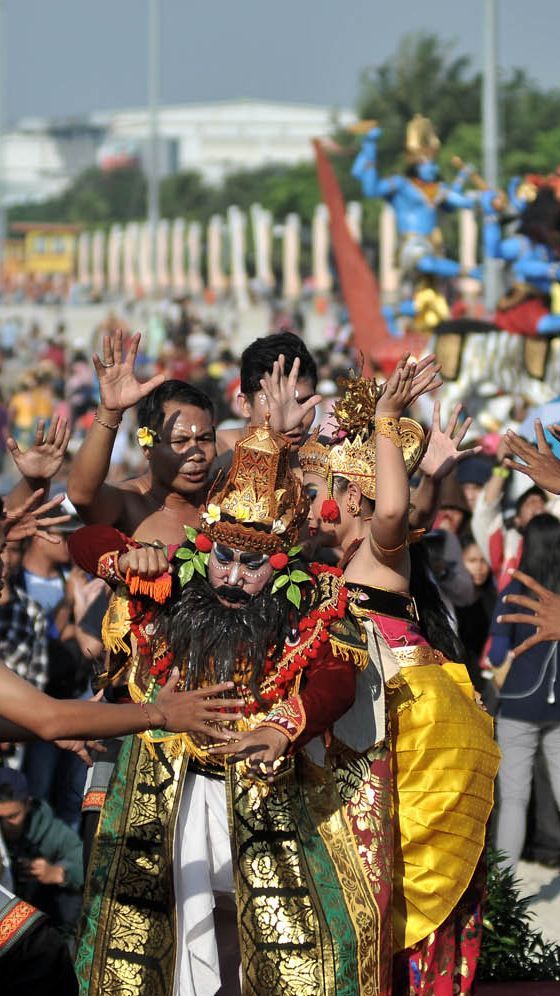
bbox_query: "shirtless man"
[67,330,216,545]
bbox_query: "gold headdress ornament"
[405,114,440,163]
[300,369,425,500]
[200,416,309,554]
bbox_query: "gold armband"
[375,416,402,448]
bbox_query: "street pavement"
[517,859,560,943]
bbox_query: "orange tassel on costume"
[125,569,172,604]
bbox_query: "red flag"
[313,139,391,376]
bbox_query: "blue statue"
[481,177,560,336]
[351,116,480,332]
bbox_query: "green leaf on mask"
[175,548,194,561]
[192,554,207,575]
[179,562,194,585]
[289,570,312,583]
[184,526,198,543]
[287,545,303,558]
[287,583,301,608]
[271,573,290,593]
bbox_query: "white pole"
[147,0,160,297]
[482,0,500,311]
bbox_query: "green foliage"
[479,848,560,981]
[160,171,212,221]
[10,165,146,226]
[357,31,560,185]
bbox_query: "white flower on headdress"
[202,503,221,525]
[272,519,286,535]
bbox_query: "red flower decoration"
[194,533,212,553]
[270,552,289,570]
[320,499,340,523]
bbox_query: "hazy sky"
[4,0,560,123]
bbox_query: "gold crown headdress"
[300,370,425,500]
[405,114,440,163]
[200,417,309,554]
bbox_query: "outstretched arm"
[0,663,242,742]
[67,330,165,526]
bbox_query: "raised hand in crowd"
[2,490,71,544]
[504,420,560,494]
[397,352,443,407]
[497,568,560,655]
[6,417,71,486]
[259,353,321,436]
[93,329,165,415]
[420,402,481,480]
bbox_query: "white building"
[1,118,105,204]
[103,99,356,184]
[1,99,356,204]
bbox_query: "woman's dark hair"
[240,331,317,396]
[459,531,478,551]
[409,541,466,663]
[519,512,560,592]
[136,380,214,432]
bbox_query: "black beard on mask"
[154,573,296,696]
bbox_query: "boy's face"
[0,799,29,841]
[238,376,317,450]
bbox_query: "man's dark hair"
[240,332,317,397]
[137,380,214,433]
[515,485,547,518]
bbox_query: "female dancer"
[296,359,500,994]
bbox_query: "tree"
[160,170,212,221]
[356,33,481,169]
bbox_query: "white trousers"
[173,773,241,996]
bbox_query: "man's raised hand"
[504,421,560,494]
[4,491,71,544]
[497,568,560,656]
[259,354,321,436]
[92,330,165,414]
[6,417,71,483]
[420,402,481,480]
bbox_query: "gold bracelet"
[94,409,122,431]
[375,416,402,448]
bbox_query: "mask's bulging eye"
[214,544,234,565]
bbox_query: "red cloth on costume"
[69,525,131,576]
[494,297,548,335]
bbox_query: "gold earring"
[346,500,360,517]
